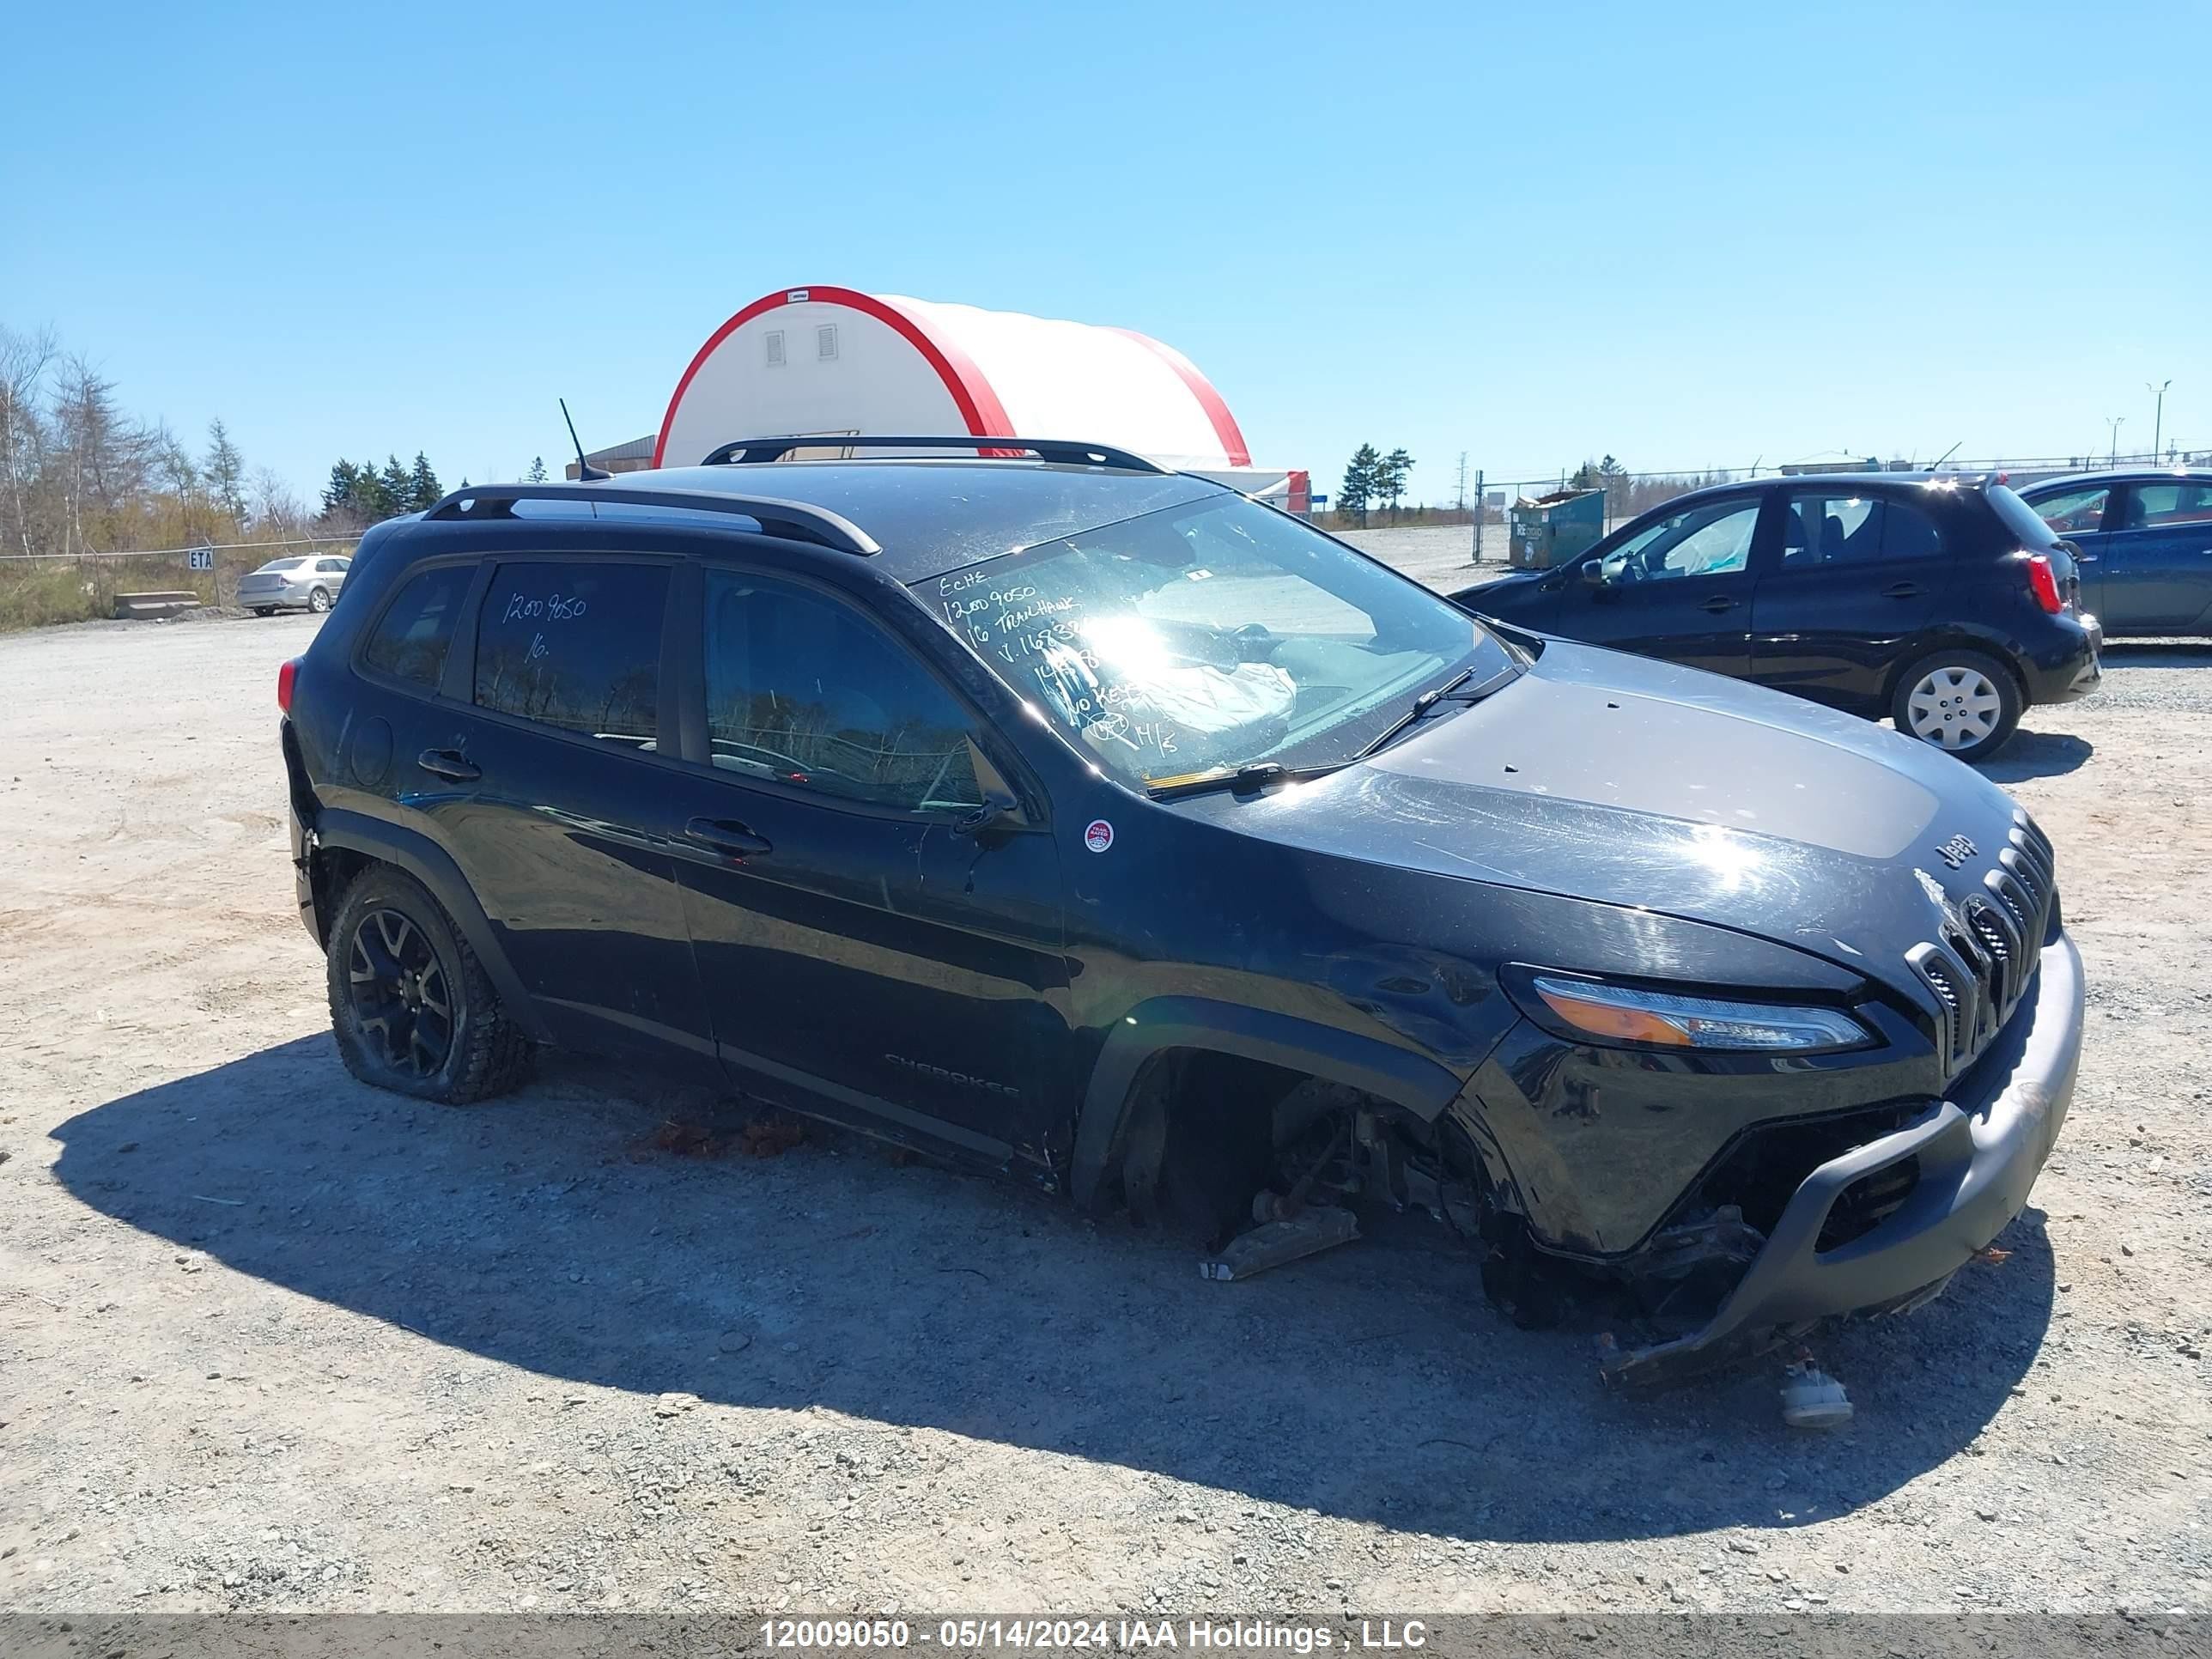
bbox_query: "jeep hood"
[1187,641,2033,986]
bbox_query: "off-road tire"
[326,865,532,1103]
[1890,647,2022,763]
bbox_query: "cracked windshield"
[919,493,1515,788]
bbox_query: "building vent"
[764,330,785,368]
[817,324,839,361]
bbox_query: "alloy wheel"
[1905,665,2002,750]
[308,587,332,613]
[346,908,454,1077]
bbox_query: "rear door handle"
[1700,595,1739,614]
[416,749,480,783]
[684,817,773,860]
[1881,581,1923,599]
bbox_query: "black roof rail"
[702,434,1167,474]
[420,482,882,556]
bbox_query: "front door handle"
[684,817,773,860]
[1881,581,1923,599]
[416,749,480,783]
[1700,595,1739,614]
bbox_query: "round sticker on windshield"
[1084,819,1115,854]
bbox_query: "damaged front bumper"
[1601,929,2083,1388]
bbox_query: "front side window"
[917,493,1510,788]
[703,569,983,812]
[2123,481,2212,529]
[1603,498,1760,581]
[474,560,666,747]
[2027,485,2109,535]
[362,563,472,689]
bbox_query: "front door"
[665,564,1071,1171]
[1747,489,1946,716]
[1554,493,1764,675]
[2100,481,2212,633]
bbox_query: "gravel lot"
[3,592,2208,1619]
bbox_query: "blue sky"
[3,0,2205,505]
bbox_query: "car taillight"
[2024,553,2062,614]
[277,657,300,712]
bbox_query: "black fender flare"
[313,806,550,1042]
[1067,995,1465,1211]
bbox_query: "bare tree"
[252,467,307,538]
[0,325,58,557]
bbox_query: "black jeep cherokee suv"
[278,437,2083,1383]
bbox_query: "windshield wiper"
[1352,663,1520,761]
[1146,761,1348,801]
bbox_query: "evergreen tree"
[526,456,547,483]
[1340,444,1380,527]
[377,454,410,518]
[323,459,362,517]
[204,418,247,524]
[406,450,441,511]
[1376,448,1415,520]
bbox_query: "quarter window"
[702,569,983,812]
[474,561,666,747]
[362,564,473,690]
[2028,486,2109,535]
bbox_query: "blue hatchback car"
[2017,469,2212,636]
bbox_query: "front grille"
[1907,810,2056,1079]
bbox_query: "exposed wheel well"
[1108,1046,1471,1243]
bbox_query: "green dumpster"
[1507,487,1607,569]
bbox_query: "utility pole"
[1472,469,1485,564]
[1454,452,1468,512]
[2148,380,2172,465]
[2106,416,2125,465]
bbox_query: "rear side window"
[702,568,983,812]
[474,561,667,747]
[1782,495,1944,567]
[2123,481,2212,529]
[362,564,473,689]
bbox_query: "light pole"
[2148,380,2172,464]
[2106,416,2126,465]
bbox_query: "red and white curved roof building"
[653,286,1254,472]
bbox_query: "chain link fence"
[0,536,362,629]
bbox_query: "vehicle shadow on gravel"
[53,1036,2055,1545]
[1980,729,2094,783]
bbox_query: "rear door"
[408,552,716,1075]
[662,562,1072,1169]
[1747,489,1948,715]
[1548,492,1765,675]
[2100,480,2212,633]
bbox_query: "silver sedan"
[239,555,350,616]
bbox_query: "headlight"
[1526,974,1872,1054]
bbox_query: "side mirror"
[952,790,1022,839]
[1579,559,1607,587]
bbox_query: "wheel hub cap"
[1906,667,2002,750]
